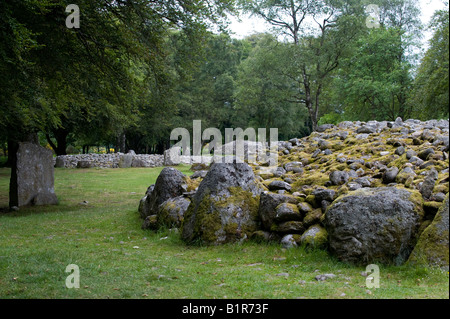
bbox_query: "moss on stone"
[408,194,449,268]
[300,224,328,249]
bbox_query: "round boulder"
[324,187,424,265]
[181,162,264,245]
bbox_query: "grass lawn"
[0,166,448,299]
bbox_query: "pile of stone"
[139,118,449,269]
[54,152,164,169]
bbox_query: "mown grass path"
[0,167,448,299]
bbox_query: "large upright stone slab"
[10,142,58,207]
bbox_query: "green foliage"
[410,7,449,120]
[234,33,309,139]
[336,27,414,121]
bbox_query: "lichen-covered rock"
[281,234,299,249]
[300,224,328,248]
[329,171,349,186]
[324,187,424,265]
[158,196,191,228]
[268,180,292,191]
[271,221,305,234]
[139,167,187,220]
[11,142,58,207]
[274,203,302,223]
[258,192,298,230]
[408,193,449,270]
[382,166,399,184]
[181,162,264,245]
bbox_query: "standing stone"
[10,142,58,207]
[55,156,67,168]
[118,153,132,168]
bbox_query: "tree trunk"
[302,67,318,132]
[46,128,68,156]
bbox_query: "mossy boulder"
[258,192,299,230]
[158,196,191,228]
[181,162,264,245]
[139,167,187,220]
[324,187,424,265]
[300,224,328,249]
[408,193,449,270]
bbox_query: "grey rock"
[10,142,58,207]
[418,148,435,161]
[77,160,91,169]
[300,224,328,248]
[409,194,449,269]
[268,180,292,192]
[406,150,417,160]
[315,274,336,281]
[354,177,372,188]
[355,133,370,140]
[274,203,302,223]
[431,192,447,203]
[324,187,423,265]
[396,167,417,184]
[259,192,298,230]
[55,156,67,168]
[273,167,287,177]
[356,125,376,134]
[395,146,406,156]
[281,235,298,249]
[348,182,362,191]
[284,162,303,174]
[118,154,132,168]
[139,167,186,220]
[329,171,349,186]
[273,221,305,234]
[181,162,263,245]
[190,170,208,179]
[312,188,336,202]
[158,196,191,228]
[316,124,335,132]
[420,169,439,200]
[382,167,399,184]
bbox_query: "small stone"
[269,180,292,192]
[329,171,349,186]
[395,146,405,156]
[418,148,435,161]
[382,167,399,184]
[276,273,290,277]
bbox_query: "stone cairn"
[140,118,449,268]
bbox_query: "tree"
[234,33,309,139]
[239,0,365,131]
[411,6,449,120]
[0,0,237,151]
[320,0,422,122]
[336,27,415,121]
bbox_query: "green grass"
[0,166,448,299]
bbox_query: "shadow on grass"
[0,201,94,218]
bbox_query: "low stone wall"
[54,153,164,168]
